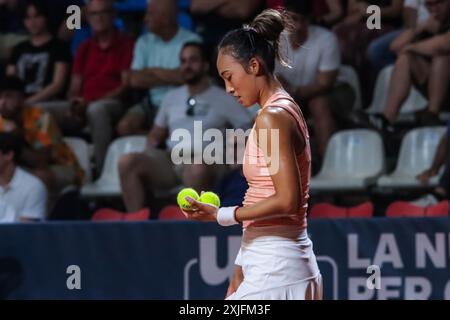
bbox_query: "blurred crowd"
[0,0,449,222]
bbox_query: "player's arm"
[233,108,304,221]
[186,107,305,222]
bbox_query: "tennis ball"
[177,188,199,210]
[199,192,221,207]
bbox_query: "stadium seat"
[347,202,374,218]
[124,208,151,221]
[92,208,150,221]
[425,201,449,217]
[366,65,427,122]
[339,65,362,110]
[81,136,146,198]
[311,129,385,191]
[158,205,187,221]
[309,202,374,219]
[377,127,445,189]
[92,208,123,221]
[385,201,425,217]
[64,137,92,183]
[309,203,347,219]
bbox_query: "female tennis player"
[183,9,322,300]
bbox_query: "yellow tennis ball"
[199,192,221,207]
[177,188,199,210]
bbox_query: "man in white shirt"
[116,0,202,136]
[276,1,352,157]
[118,42,252,213]
[0,133,47,222]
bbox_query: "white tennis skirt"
[227,225,322,300]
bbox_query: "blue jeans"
[367,29,402,72]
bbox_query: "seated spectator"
[117,0,201,136]
[333,0,403,70]
[367,0,430,72]
[0,76,82,211]
[41,0,134,172]
[363,0,450,131]
[0,132,47,222]
[190,0,263,50]
[276,1,354,157]
[0,0,28,62]
[118,42,252,212]
[6,0,71,105]
[213,164,248,207]
[417,119,450,199]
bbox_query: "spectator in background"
[190,0,263,50]
[267,0,344,27]
[363,0,450,131]
[41,0,134,172]
[0,132,47,222]
[276,1,354,157]
[0,0,28,62]
[367,0,429,73]
[417,119,450,200]
[333,0,403,70]
[118,42,252,212]
[6,0,71,105]
[117,0,201,136]
[0,76,83,210]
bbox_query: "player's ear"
[248,57,262,76]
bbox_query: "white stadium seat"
[311,129,385,191]
[339,65,362,110]
[63,137,92,183]
[81,136,146,198]
[366,65,428,121]
[377,127,446,188]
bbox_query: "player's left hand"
[182,197,218,222]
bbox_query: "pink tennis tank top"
[242,90,311,229]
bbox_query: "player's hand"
[182,196,218,222]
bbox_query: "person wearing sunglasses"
[118,42,252,213]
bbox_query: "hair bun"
[249,9,286,44]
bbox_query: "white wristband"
[217,206,240,226]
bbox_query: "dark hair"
[0,133,23,163]
[218,9,291,74]
[283,0,313,17]
[181,42,209,62]
[21,0,51,29]
[0,76,25,93]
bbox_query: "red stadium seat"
[347,202,374,218]
[425,201,449,217]
[124,208,151,221]
[385,201,425,218]
[92,208,123,221]
[309,203,347,219]
[92,208,150,221]
[159,205,187,220]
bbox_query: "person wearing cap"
[0,75,84,210]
